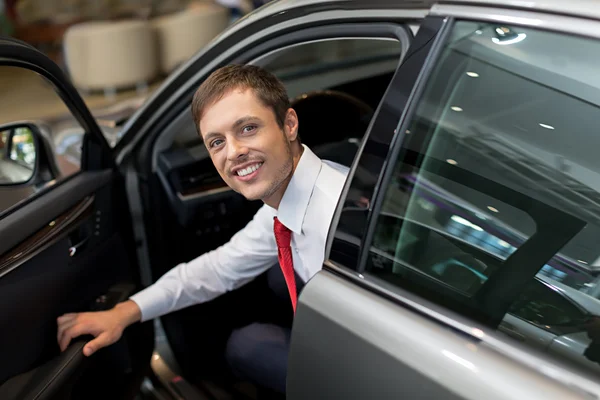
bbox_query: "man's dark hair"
[191,64,291,135]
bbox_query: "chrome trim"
[0,196,94,279]
[430,4,600,39]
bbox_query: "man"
[56,65,349,394]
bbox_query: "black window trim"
[325,16,453,271]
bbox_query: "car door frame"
[0,38,114,214]
[110,0,434,301]
[121,9,432,391]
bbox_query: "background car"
[2,1,600,400]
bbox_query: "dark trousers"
[225,264,303,394]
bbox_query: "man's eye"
[242,125,257,133]
[210,139,224,148]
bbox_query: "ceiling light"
[451,106,463,112]
[466,72,479,78]
[451,215,483,231]
[475,30,483,35]
[578,260,589,265]
[539,123,555,130]
[406,129,411,134]
[492,33,526,45]
[487,206,499,213]
[447,159,458,165]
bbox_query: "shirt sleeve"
[130,204,278,322]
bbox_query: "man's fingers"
[57,319,79,345]
[57,313,78,324]
[59,323,91,352]
[83,333,112,357]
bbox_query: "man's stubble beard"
[256,140,294,202]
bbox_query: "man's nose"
[226,138,248,160]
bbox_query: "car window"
[0,66,84,212]
[367,20,600,375]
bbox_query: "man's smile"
[232,162,263,181]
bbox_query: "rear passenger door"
[289,9,600,400]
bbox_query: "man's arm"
[57,204,278,355]
[130,204,278,321]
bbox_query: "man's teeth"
[237,163,262,177]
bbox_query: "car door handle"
[68,237,89,257]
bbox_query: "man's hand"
[57,300,142,357]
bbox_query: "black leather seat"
[291,90,372,167]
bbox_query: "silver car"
[1,1,600,399]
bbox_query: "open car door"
[0,38,153,399]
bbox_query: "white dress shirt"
[130,145,349,322]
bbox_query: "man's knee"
[225,323,290,394]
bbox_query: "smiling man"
[56,64,349,395]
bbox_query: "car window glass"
[368,21,600,377]
[0,66,84,212]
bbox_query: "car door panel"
[0,171,112,258]
[0,172,150,398]
[289,270,581,400]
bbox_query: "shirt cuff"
[129,286,164,323]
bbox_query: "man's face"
[200,88,299,204]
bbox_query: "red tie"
[273,217,297,313]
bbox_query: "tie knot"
[273,217,291,248]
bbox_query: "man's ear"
[284,108,299,142]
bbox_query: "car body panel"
[288,270,585,400]
[550,332,600,374]
[291,4,600,400]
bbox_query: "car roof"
[436,0,600,22]
[216,0,435,44]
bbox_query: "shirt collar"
[275,144,322,235]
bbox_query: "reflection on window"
[368,20,600,376]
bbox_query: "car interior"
[132,38,404,397]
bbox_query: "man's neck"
[263,145,304,210]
